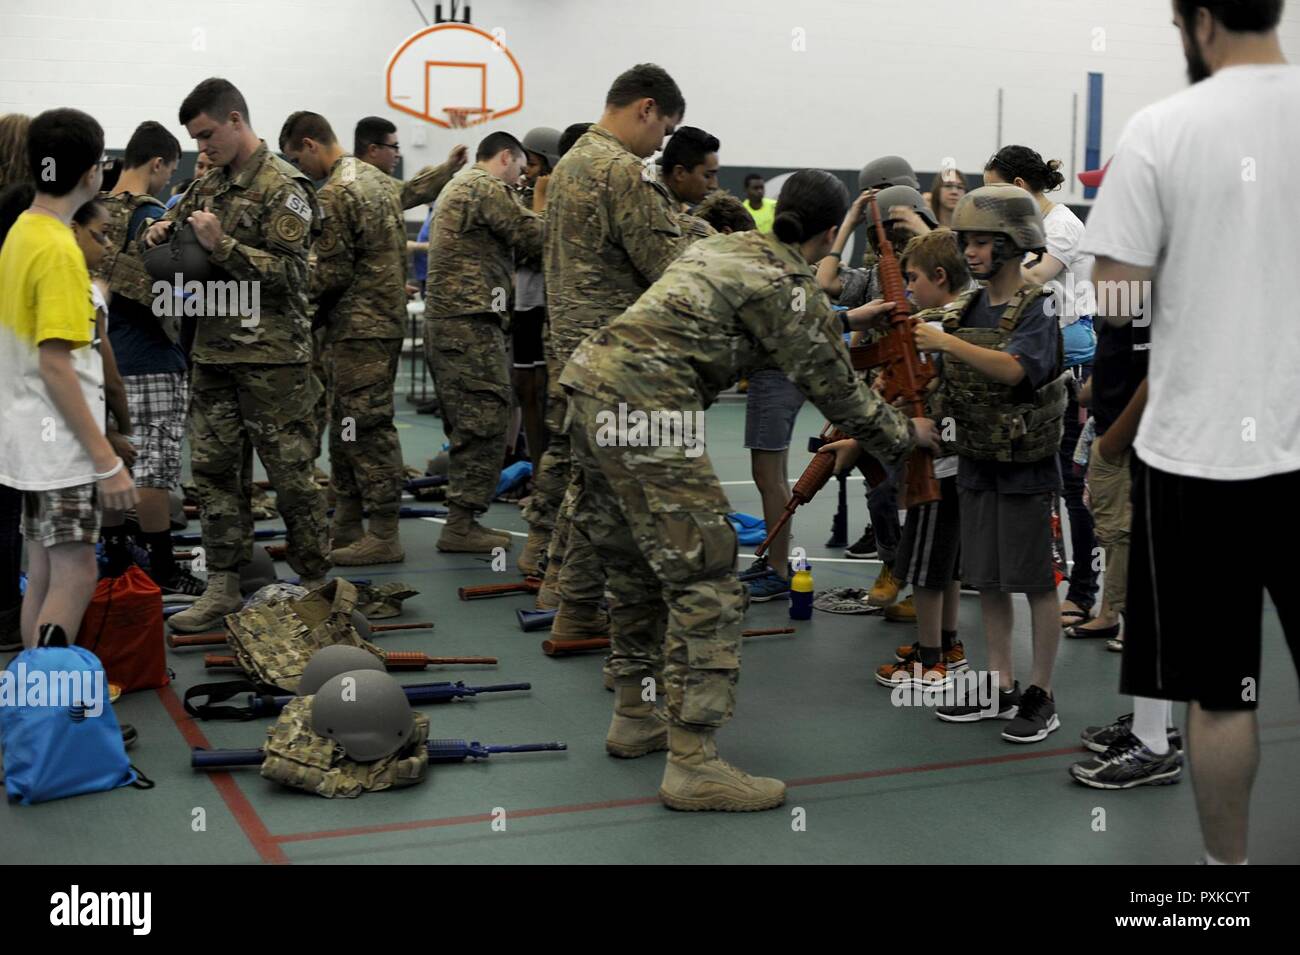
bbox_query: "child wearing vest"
[911,185,1066,743]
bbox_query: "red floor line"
[155,685,288,865]
[271,743,1087,846]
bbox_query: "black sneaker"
[937,678,1020,722]
[1080,713,1183,754]
[1001,684,1060,743]
[844,528,878,559]
[120,723,138,751]
[737,556,771,582]
[1070,730,1183,789]
[157,568,207,597]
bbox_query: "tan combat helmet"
[951,184,1047,253]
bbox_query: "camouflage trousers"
[327,338,404,516]
[310,327,329,460]
[520,332,571,534]
[567,390,744,730]
[424,315,511,514]
[188,362,331,578]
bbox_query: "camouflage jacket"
[261,699,430,798]
[95,191,178,342]
[561,230,915,467]
[396,160,456,211]
[543,125,686,360]
[158,140,319,365]
[424,165,543,322]
[311,156,408,342]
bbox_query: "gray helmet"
[244,581,307,608]
[298,645,385,697]
[169,488,187,531]
[310,669,416,762]
[238,544,278,596]
[951,184,1047,253]
[858,155,920,192]
[521,127,561,170]
[142,221,213,283]
[349,610,371,642]
[867,184,938,228]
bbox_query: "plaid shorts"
[23,483,100,547]
[124,372,189,489]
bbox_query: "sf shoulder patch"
[284,192,313,223]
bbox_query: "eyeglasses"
[372,142,400,152]
[98,156,113,169]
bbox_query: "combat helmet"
[859,155,920,192]
[238,544,278,596]
[521,127,562,170]
[142,221,213,283]
[311,669,415,762]
[298,644,385,697]
[950,184,1046,253]
[867,184,938,228]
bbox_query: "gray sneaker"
[1001,684,1060,743]
[1070,730,1183,789]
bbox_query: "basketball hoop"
[444,107,491,129]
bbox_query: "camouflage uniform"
[533,125,686,604]
[397,161,456,211]
[424,165,543,513]
[160,140,330,579]
[310,156,409,521]
[560,230,915,729]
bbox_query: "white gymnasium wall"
[3,0,1299,205]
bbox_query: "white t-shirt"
[1030,204,1093,327]
[1080,64,1300,481]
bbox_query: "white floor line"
[718,475,865,486]
[419,516,528,538]
[740,553,879,565]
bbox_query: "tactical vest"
[940,285,1067,463]
[98,191,179,342]
[260,698,430,798]
[183,578,387,719]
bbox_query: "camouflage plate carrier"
[940,284,1067,463]
[98,191,179,343]
[260,698,430,798]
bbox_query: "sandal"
[1059,601,1091,630]
[1065,620,1121,640]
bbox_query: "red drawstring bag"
[76,565,169,693]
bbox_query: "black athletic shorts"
[512,307,547,368]
[894,475,960,589]
[1122,460,1300,711]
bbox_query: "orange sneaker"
[894,640,968,671]
[875,658,952,689]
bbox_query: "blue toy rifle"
[192,739,567,769]
[247,681,531,717]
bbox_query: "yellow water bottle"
[789,562,814,620]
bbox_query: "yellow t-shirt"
[0,211,103,490]
[745,197,777,234]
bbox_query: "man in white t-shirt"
[1081,0,1298,866]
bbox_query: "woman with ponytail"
[558,169,937,813]
[985,145,1099,630]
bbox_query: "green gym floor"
[5,394,1299,865]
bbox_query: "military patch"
[274,212,307,243]
[284,192,313,223]
[315,220,339,255]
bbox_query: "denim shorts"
[743,369,806,451]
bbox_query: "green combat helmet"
[867,184,938,229]
[521,126,562,169]
[311,669,416,762]
[859,155,920,192]
[297,644,385,697]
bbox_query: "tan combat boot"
[436,504,511,554]
[535,553,561,609]
[167,572,244,633]
[550,600,609,639]
[331,511,404,565]
[330,497,364,551]
[606,679,668,758]
[517,528,548,577]
[658,727,787,812]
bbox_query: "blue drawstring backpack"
[495,460,533,498]
[727,512,768,546]
[0,645,149,805]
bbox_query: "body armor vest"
[940,285,1067,463]
[260,698,430,798]
[98,191,179,342]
